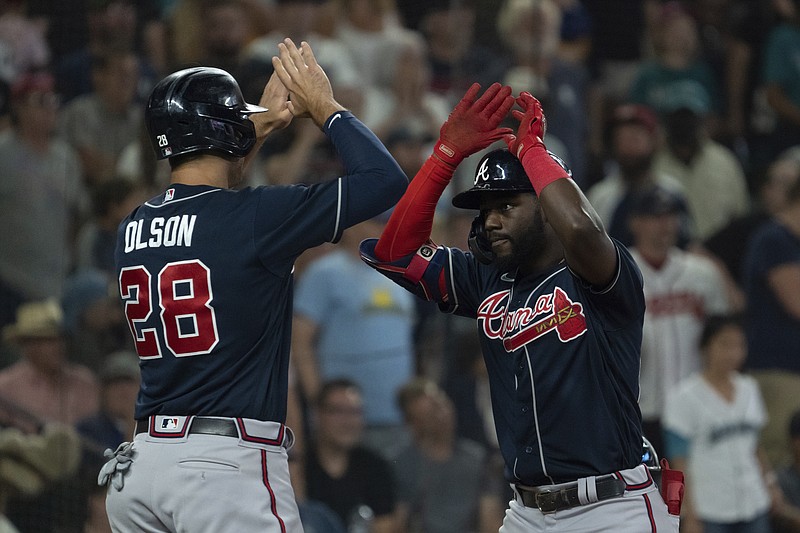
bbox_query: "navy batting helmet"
[451,148,571,210]
[145,67,267,160]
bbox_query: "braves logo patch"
[477,286,587,352]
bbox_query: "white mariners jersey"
[663,373,770,522]
[630,248,730,420]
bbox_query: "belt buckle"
[534,489,559,514]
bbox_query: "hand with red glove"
[434,82,516,168]
[506,92,570,194]
[507,92,547,160]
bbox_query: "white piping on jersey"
[144,188,221,208]
[327,113,342,128]
[586,245,622,295]
[446,247,459,313]
[331,178,343,242]
[510,266,567,485]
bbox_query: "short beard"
[492,209,547,273]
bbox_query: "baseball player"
[101,39,407,533]
[359,84,681,531]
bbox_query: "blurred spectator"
[333,0,423,94]
[27,0,165,72]
[0,0,49,83]
[586,103,686,247]
[761,0,800,164]
[0,301,101,533]
[663,314,774,533]
[245,0,360,93]
[704,151,800,287]
[0,300,99,429]
[652,99,751,241]
[496,0,590,186]
[52,0,159,105]
[553,0,592,65]
[628,185,731,455]
[583,0,656,182]
[75,350,139,469]
[0,71,84,329]
[772,410,800,532]
[742,171,800,468]
[74,178,144,276]
[0,425,82,533]
[417,0,507,104]
[174,0,273,103]
[61,269,128,370]
[293,217,416,458]
[367,37,450,143]
[81,479,112,533]
[305,379,399,533]
[57,48,142,187]
[629,2,722,131]
[394,377,506,533]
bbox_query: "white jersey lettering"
[124,215,197,253]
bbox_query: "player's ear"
[468,215,495,265]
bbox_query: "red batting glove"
[507,93,570,194]
[434,82,516,168]
[507,92,547,160]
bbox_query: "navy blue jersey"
[116,112,406,423]
[361,239,644,486]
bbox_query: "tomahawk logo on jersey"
[476,287,587,349]
[361,237,645,486]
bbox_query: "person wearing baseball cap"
[586,102,687,247]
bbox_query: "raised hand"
[507,92,546,159]
[250,71,294,139]
[272,38,344,128]
[435,82,516,168]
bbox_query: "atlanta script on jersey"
[360,238,645,486]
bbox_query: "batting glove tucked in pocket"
[97,441,135,490]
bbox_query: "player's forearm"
[324,111,408,225]
[520,148,617,286]
[374,155,453,261]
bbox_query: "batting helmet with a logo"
[145,67,267,160]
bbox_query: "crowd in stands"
[1,0,800,531]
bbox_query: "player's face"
[480,192,546,272]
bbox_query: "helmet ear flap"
[468,215,495,265]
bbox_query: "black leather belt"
[516,475,627,513]
[136,417,238,438]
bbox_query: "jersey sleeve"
[571,240,646,329]
[359,238,486,318]
[254,111,407,266]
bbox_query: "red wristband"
[519,144,570,195]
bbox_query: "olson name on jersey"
[123,215,197,253]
